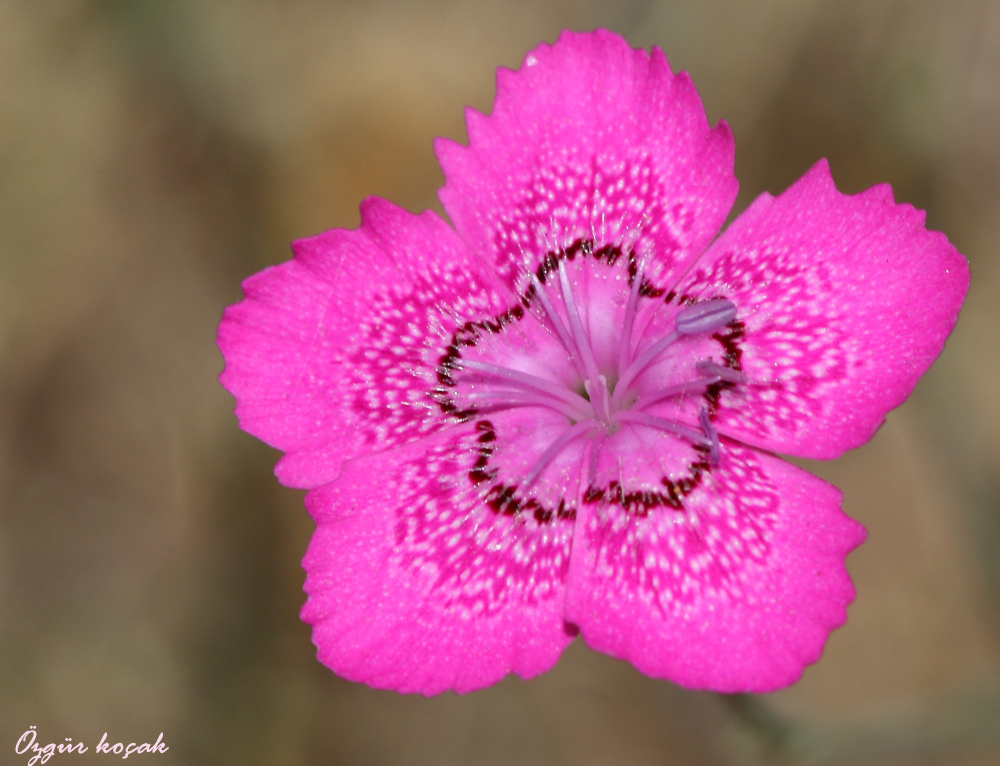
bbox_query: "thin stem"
[530,274,587,379]
[557,259,603,385]
[557,260,614,424]
[611,329,680,408]
[456,359,593,415]
[631,375,721,411]
[523,419,600,487]
[530,269,621,426]
[613,409,706,446]
[463,390,592,422]
[617,255,647,378]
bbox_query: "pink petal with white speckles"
[565,441,865,692]
[300,424,576,695]
[217,197,513,488]
[436,29,737,294]
[674,160,969,458]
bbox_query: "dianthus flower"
[218,30,968,694]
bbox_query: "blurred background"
[2,0,999,763]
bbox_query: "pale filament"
[530,274,587,379]
[457,358,591,414]
[452,254,742,489]
[616,254,648,379]
[522,418,601,487]
[463,390,592,422]
[557,260,613,425]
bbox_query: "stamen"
[675,298,737,336]
[699,407,721,465]
[611,329,678,408]
[462,390,592,422]
[530,274,586,378]
[631,359,747,410]
[613,409,706,446]
[617,254,648,377]
[695,359,747,384]
[632,379,707,410]
[456,359,593,415]
[557,259,614,424]
[612,299,738,408]
[557,259,603,385]
[522,419,600,487]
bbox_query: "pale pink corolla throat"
[440,238,742,494]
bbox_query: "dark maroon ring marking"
[431,238,746,524]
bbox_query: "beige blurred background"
[2,1,999,764]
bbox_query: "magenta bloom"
[218,30,968,694]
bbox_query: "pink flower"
[217,30,968,694]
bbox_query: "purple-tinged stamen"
[611,299,738,409]
[699,406,721,465]
[529,274,587,378]
[557,259,613,424]
[557,260,602,383]
[612,409,706,446]
[610,329,678,409]
[632,379,713,411]
[675,298,737,336]
[522,418,600,487]
[456,359,593,415]
[695,358,747,384]
[629,358,748,410]
[463,390,592,422]
[616,254,648,378]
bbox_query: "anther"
[699,407,721,465]
[675,298,737,335]
[695,359,747,384]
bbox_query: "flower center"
[433,238,746,520]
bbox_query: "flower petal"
[564,441,865,692]
[300,425,575,695]
[673,160,969,458]
[217,197,513,488]
[436,29,737,293]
